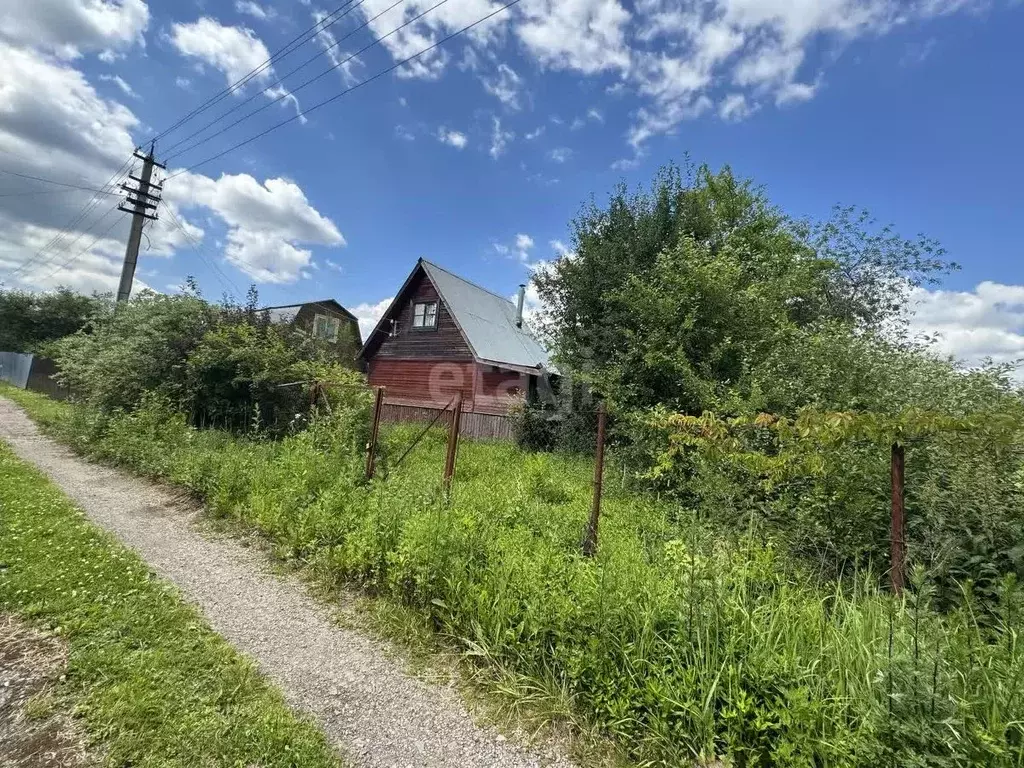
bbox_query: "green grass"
[3,383,1022,767]
[0,434,344,768]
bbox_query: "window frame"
[312,312,341,343]
[411,300,439,331]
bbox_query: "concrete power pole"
[116,145,164,303]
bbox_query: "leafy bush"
[49,291,214,411]
[0,287,106,353]
[48,288,365,435]
[510,400,557,451]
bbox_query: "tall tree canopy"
[533,162,958,416]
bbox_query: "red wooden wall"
[363,266,531,417]
[368,360,529,415]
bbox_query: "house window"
[313,313,341,342]
[412,301,438,329]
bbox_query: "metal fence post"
[443,392,463,492]
[582,401,607,558]
[890,441,906,595]
[365,387,385,480]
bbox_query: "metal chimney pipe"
[516,284,526,328]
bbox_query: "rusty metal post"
[365,386,385,480]
[582,401,607,558]
[890,441,906,595]
[442,392,463,492]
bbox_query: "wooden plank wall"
[381,402,514,441]
[368,359,475,409]
[372,273,473,360]
[474,368,528,415]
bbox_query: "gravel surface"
[0,398,575,768]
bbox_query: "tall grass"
[7,386,1023,767]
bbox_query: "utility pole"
[116,144,164,303]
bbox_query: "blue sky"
[0,0,1022,368]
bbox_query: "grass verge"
[3,384,1022,767]
[0,435,344,767]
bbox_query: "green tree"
[534,161,958,417]
[0,287,106,353]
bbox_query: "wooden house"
[358,259,556,438]
[262,299,363,360]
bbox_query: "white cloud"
[775,79,820,105]
[175,76,192,90]
[507,0,991,150]
[312,9,362,86]
[356,0,505,81]
[351,296,394,341]
[907,281,1024,372]
[548,147,573,163]
[516,0,632,75]
[169,18,267,83]
[489,115,513,158]
[0,41,140,293]
[492,234,536,264]
[235,1,273,20]
[169,18,303,120]
[437,127,468,149]
[98,73,137,98]
[0,35,339,295]
[0,0,149,59]
[550,239,575,258]
[719,92,754,121]
[524,126,545,140]
[481,63,525,110]
[164,171,345,284]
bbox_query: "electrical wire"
[164,0,436,164]
[162,204,244,298]
[160,0,387,159]
[36,205,129,284]
[2,156,135,281]
[0,169,123,197]
[148,0,364,145]
[164,0,522,178]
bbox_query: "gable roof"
[360,259,556,375]
[261,299,359,325]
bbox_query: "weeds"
[5,385,1023,767]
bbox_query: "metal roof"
[420,260,556,374]
[263,305,301,324]
[261,299,359,323]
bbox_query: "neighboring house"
[358,259,556,435]
[263,299,363,357]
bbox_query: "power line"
[0,169,123,197]
[160,0,383,159]
[0,188,113,200]
[36,206,129,284]
[165,0,522,178]
[162,204,244,299]
[148,0,363,145]
[2,155,135,281]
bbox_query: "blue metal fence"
[0,351,33,389]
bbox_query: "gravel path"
[0,398,574,768]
